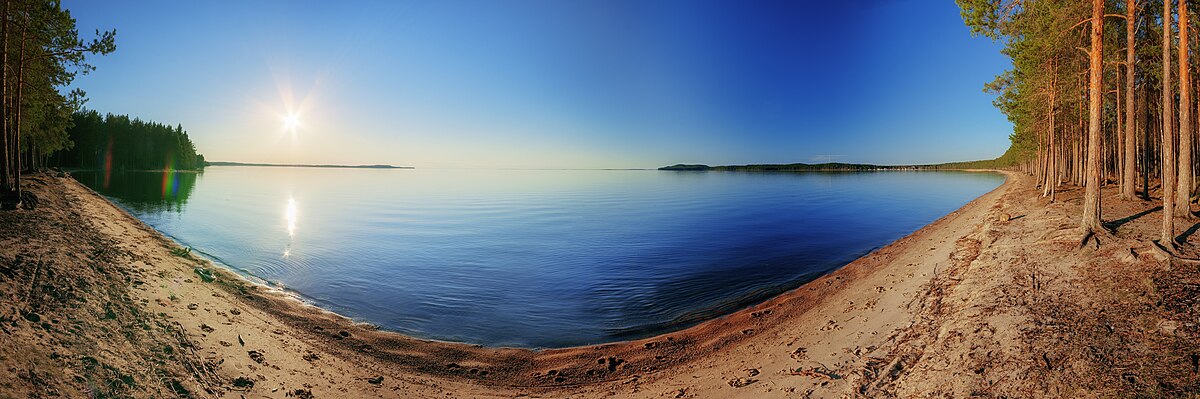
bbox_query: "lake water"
[73,167,1003,348]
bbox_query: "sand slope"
[3,171,1196,398]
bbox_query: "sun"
[282,113,301,132]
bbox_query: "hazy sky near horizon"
[64,0,1010,169]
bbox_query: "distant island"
[658,159,1004,172]
[205,161,412,169]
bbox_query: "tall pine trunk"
[1179,0,1195,216]
[13,0,26,200]
[1143,83,1151,200]
[1118,80,1125,188]
[0,0,8,197]
[1082,0,1104,233]
[1123,0,1139,200]
[1163,0,1179,245]
[1046,71,1057,202]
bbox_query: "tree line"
[57,110,205,171]
[959,0,1200,247]
[0,0,114,206]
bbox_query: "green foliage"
[5,0,116,177]
[170,247,191,258]
[192,267,214,283]
[933,145,1027,169]
[956,0,1005,38]
[957,0,1096,167]
[61,110,205,171]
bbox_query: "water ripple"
[76,168,1003,348]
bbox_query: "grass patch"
[169,247,192,258]
[192,267,214,283]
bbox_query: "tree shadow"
[1178,221,1200,244]
[1104,205,1162,230]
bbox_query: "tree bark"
[1046,70,1057,202]
[1143,83,1151,200]
[1082,0,1104,234]
[1179,0,1195,216]
[0,0,8,196]
[13,0,26,201]
[1117,79,1125,188]
[1164,0,1179,245]
[1124,0,1139,200]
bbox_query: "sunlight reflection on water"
[284,197,298,258]
[75,168,1004,348]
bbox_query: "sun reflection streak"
[286,197,297,238]
[284,197,298,259]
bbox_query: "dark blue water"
[73,168,1003,348]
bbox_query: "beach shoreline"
[2,170,1015,397]
[7,169,1190,397]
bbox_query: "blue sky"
[64,0,1011,168]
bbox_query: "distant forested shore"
[205,161,409,169]
[659,159,1009,172]
[56,110,205,171]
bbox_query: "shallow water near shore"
[72,167,1002,348]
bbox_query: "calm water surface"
[74,167,1003,348]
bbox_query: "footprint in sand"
[598,356,625,372]
[727,377,756,387]
[248,350,265,364]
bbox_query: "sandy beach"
[2,170,1197,398]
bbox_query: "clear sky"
[63,0,1011,169]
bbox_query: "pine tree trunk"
[1046,74,1057,202]
[1082,0,1104,233]
[1143,84,1151,200]
[1116,78,1122,183]
[0,0,9,197]
[13,0,26,201]
[1179,0,1195,216]
[1124,0,1139,200]
[1164,0,1179,245]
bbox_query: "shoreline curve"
[28,169,1014,396]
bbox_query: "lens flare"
[103,136,113,189]
[161,151,177,198]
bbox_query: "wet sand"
[3,170,1196,398]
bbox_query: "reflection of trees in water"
[71,170,200,213]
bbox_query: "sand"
[2,170,1197,398]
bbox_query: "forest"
[958,0,1200,247]
[0,0,114,208]
[658,163,902,171]
[58,110,205,171]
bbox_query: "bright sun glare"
[282,113,301,132]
